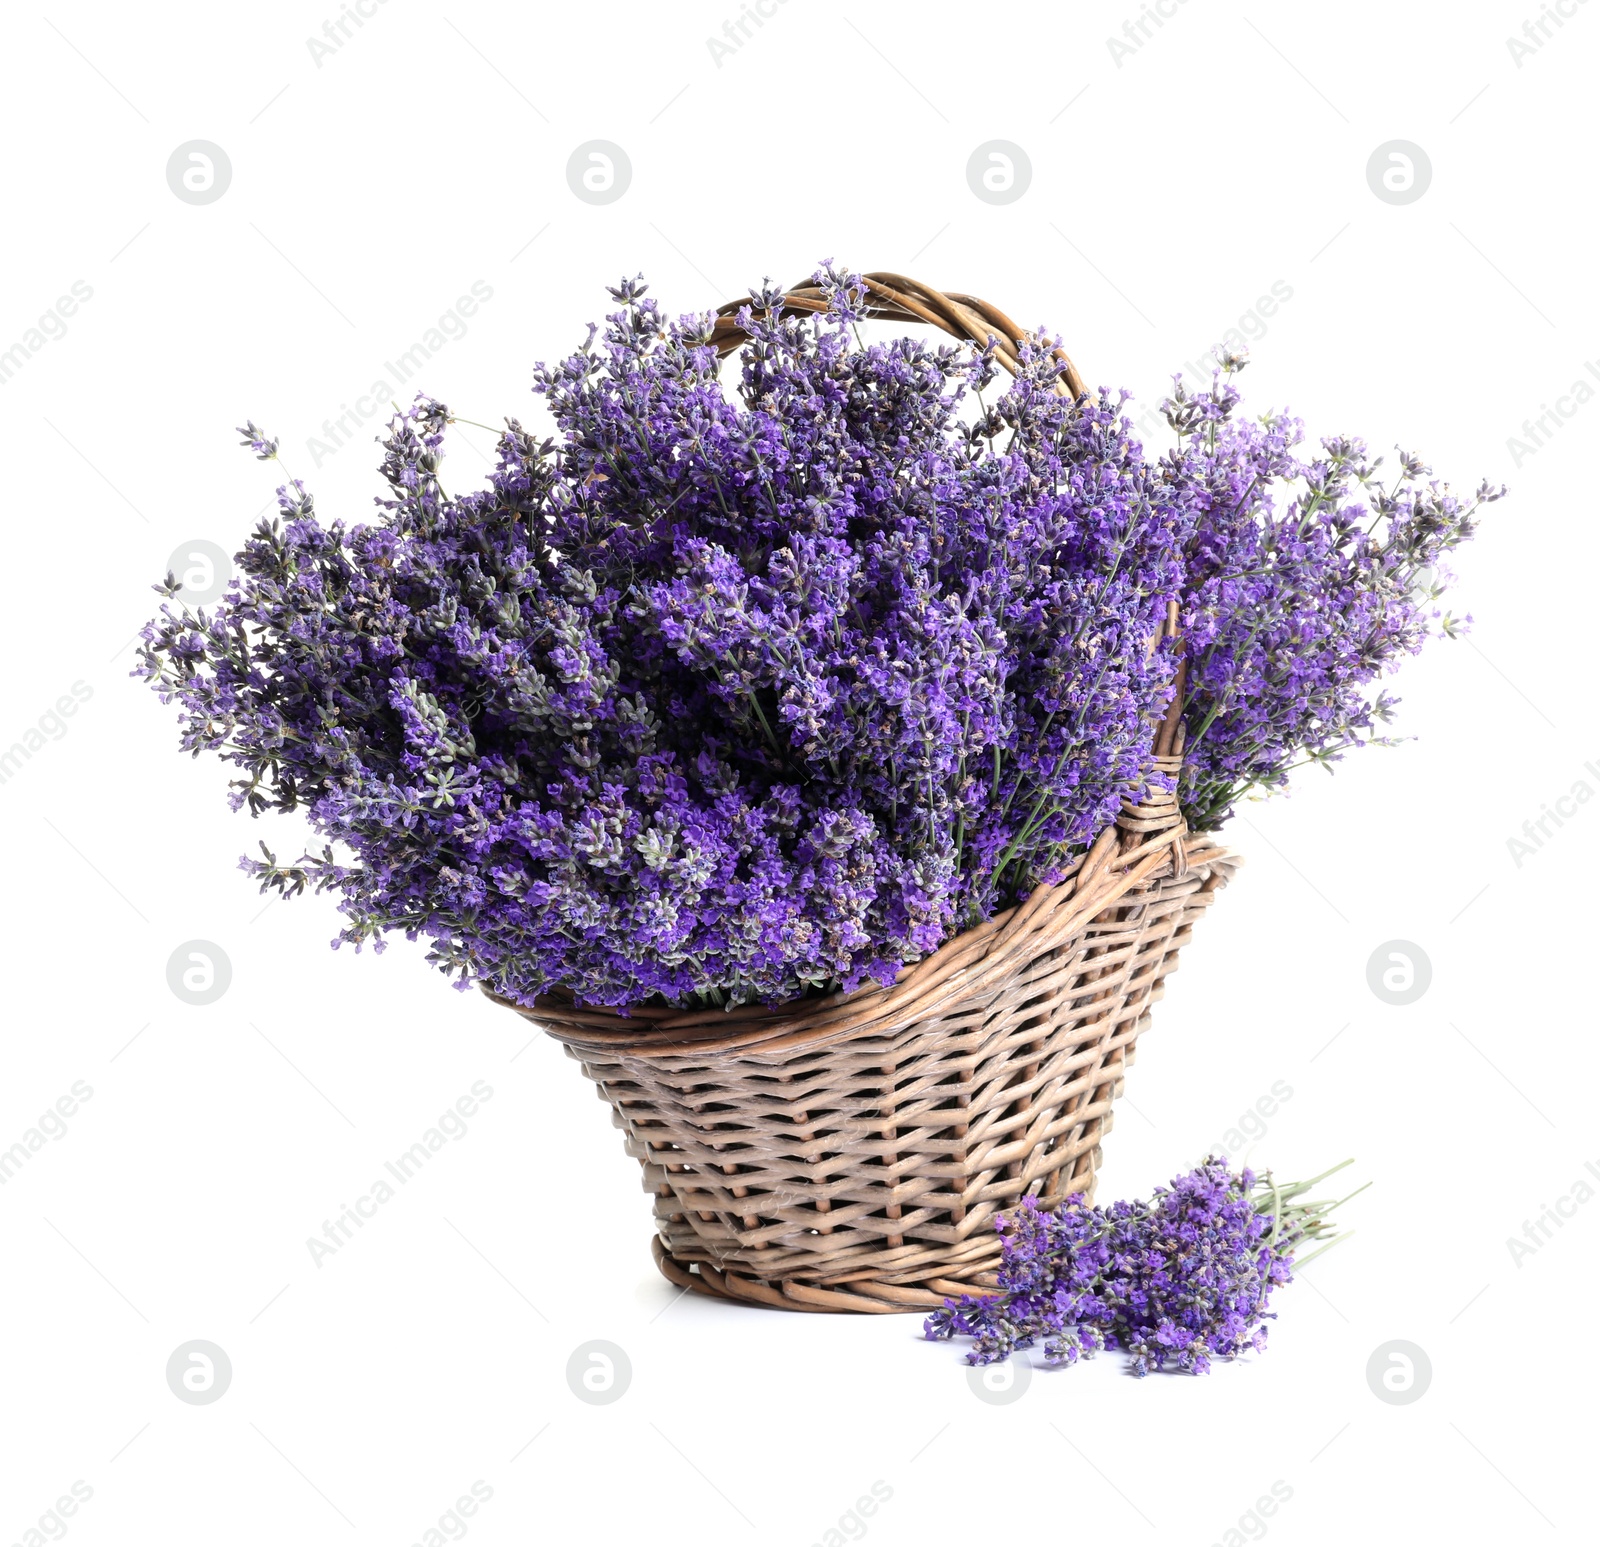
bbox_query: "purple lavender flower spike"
[924,1157,1362,1376]
[137,273,1492,1011]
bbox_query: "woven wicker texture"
[709,270,1087,397]
[487,277,1237,1311]
[491,779,1237,1313]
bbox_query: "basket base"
[651,1235,999,1314]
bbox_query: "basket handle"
[708,271,1086,399]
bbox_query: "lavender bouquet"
[138,266,1497,1011]
[1164,360,1500,830]
[924,1158,1364,1376]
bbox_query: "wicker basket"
[486,275,1240,1311]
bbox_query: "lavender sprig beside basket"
[924,1158,1365,1375]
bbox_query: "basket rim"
[483,814,1238,1062]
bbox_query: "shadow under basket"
[487,774,1239,1314]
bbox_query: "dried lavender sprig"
[1163,353,1503,831]
[923,1156,1363,1376]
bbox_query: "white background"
[1,1,1595,1543]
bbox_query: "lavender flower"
[1164,355,1503,829]
[136,270,1492,1011]
[138,267,1185,1009]
[924,1158,1362,1375]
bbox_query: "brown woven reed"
[708,270,1087,398]
[487,277,1237,1311]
